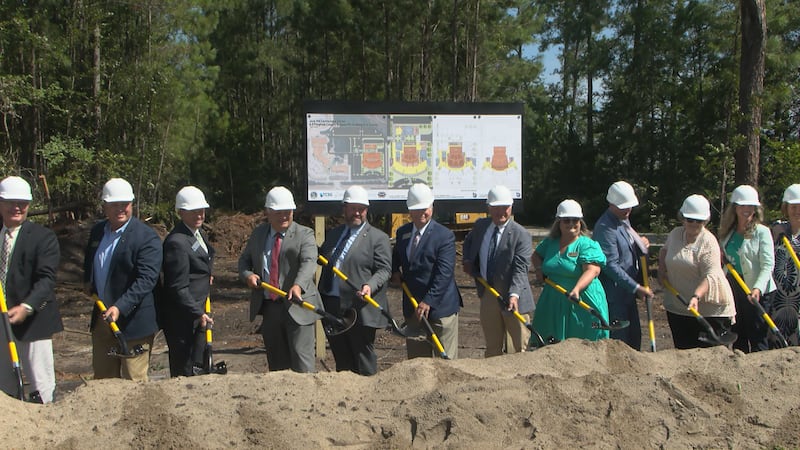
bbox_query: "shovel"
[781,235,800,271]
[195,297,227,375]
[317,255,405,336]
[0,283,24,400]
[723,258,788,348]
[94,296,145,358]
[400,282,450,359]
[543,278,630,331]
[661,279,737,346]
[474,276,556,348]
[259,281,356,336]
[640,256,657,352]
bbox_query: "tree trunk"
[93,22,101,140]
[735,0,766,186]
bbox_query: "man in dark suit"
[391,183,462,359]
[463,185,534,356]
[0,176,62,403]
[84,178,162,381]
[239,186,321,373]
[593,180,653,350]
[319,186,391,375]
[161,186,214,377]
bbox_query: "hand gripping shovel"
[195,297,227,375]
[661,279,737,346]
[94,296,145,358]
[317,255,405,336]
[0,282,25,400]
[723,258,789,348]
[400,282,450,359]
[475,276,556,348]
[543,278,629,331]
[259,281,356,336]
[640,256,657,352]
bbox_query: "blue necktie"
[324,228,351,297]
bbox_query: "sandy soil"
[1,218,798,448]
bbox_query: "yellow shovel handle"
[782,236,800,271]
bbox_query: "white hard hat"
[556,199,583,218]
[342,185,369,206]
[783,184,800,204]
[606,181,639,209]
[730,185,760,206]
[175,186,210,211]
[680,194,710,221]
[0,176,32,201]
[406,183,434,210]
[487,185,514,206]
[265,186,296,210]
[101,178,135,203]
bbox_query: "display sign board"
[304,101,523,214]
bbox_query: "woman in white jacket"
[718,185,775,353]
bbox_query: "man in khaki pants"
[84,178,162,380]
[463,185,534,356]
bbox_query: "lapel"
[345,223,369,260]
[257,223,272,275]
[279,222,297,275]
[103,218,133,295]
[177,221,209,259]
[397,224,413,267]
[10,221,29,266]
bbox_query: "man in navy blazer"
[318,186,391,375]
[391,183,461,359]
[463,185,534,356]
[593,181,653,350]
[84,178,162,380]
[0,176,62,403]
[161,186,215,377]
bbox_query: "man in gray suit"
[593,181,653,350]
[239,186,321,373]
[463,185,534,356]
[318,186,391,375]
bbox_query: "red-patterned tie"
[269,233,282,299]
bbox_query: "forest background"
[0,0,798,231]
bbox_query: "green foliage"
[37,136,96,204]
[0,0,797,229]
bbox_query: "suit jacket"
[720,224,776,294]
[238,221,322,325]
[84,217,163,340]
[160,222,215,326]
[319,222,391,328]
[392,220,462,320]
[4,221,63,341]
[462,217,534,314]
[593,209,644,305]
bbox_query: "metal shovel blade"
[322,308,358,336]
[107,344,145,359]
[698,330,738,347]
[591,319,630,331]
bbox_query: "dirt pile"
[3,339,799,448]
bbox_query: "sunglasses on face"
[684,218,704,223]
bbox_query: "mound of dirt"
[3,339,799,448]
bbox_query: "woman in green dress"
[531,199,610,344]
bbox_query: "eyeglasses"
[560,218,581,224]
[684,218,704,223]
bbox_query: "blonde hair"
[717,203,763,239]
